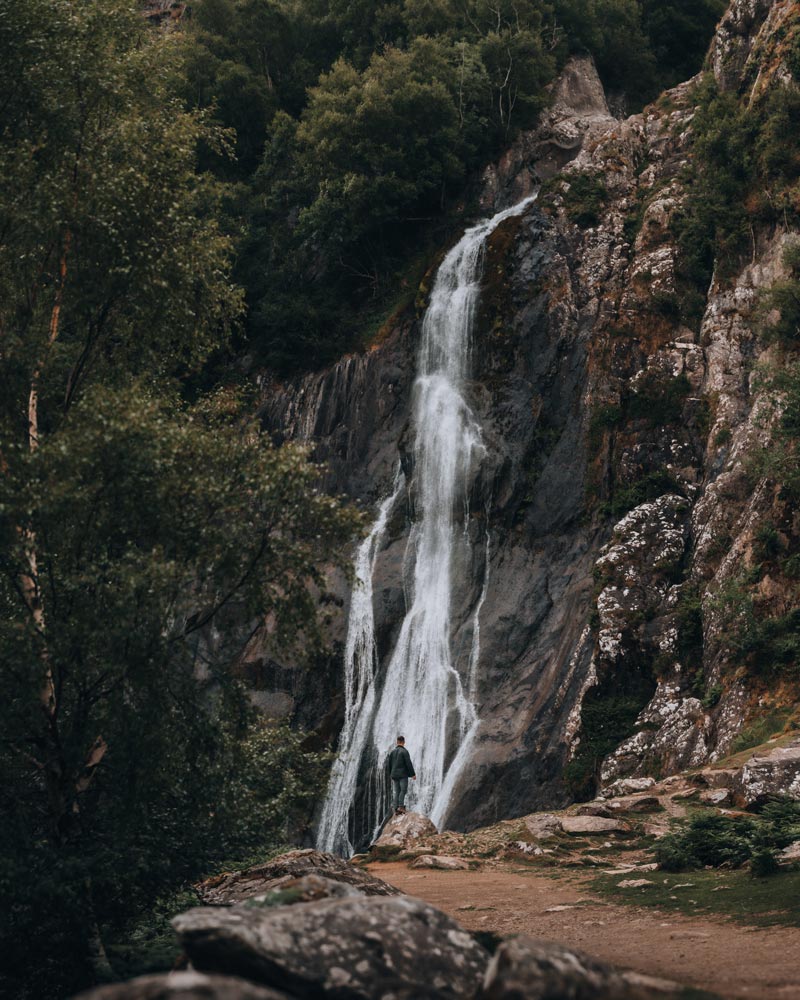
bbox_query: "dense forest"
[0,1,726,997]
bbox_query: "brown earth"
[369,862,800,999]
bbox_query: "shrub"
[562,173,609,229]
[628,373,692,425]
[655,813,755,871]
[601,469,683,518]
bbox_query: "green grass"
[592,867,800,927]
[730,708,795,754]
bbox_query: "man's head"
[396,736,405,745]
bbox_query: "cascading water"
[318,195,536,855]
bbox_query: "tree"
[0,3,359,995]
[0,388,358,998]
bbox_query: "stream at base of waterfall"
[316,196,537,857]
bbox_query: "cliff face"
[248,0,800,827]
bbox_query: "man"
[387,736,416,814]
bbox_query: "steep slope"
[249,0,800,831]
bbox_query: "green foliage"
[676,77,800,291]
[0,389,357,999]
[600,469,682,518]
[0,0,243,440]
[0,6,359,997]
[730,709,794,754]
[656,801,800,876]
[628,373,692,425]
[754,522,783,562]
[589,403,623,448]
[656,813,756,871]
[760,242,800,347]
[701,683,723,710]
[181,0,722,373]
[677,586,704,653]
[561,173,609,229]
[565,662,656,799]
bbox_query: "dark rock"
[173,895,488,999]
[480,936,696,999]
[606,796,662,814]
[73,971,292,1000]
[195,849,399,905]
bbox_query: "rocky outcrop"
[173,895,488,999]
[196,850,399,905]
[734,738,800,808]
[480,55,616,209]
[374,812,439,852]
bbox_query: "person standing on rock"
[388,736,416,814]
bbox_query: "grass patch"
[730,708,795,754]
[592,867,800,927]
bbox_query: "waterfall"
[315,471,404,858]
[318,195,536,854]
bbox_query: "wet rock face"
[196,850,400,905]
[173,895,488,1000]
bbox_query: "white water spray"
[318,196,536,854]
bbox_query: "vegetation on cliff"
[184,0,725,373]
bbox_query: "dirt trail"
[370,862,800,999]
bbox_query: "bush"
[628,373,692,425]
[657,800,800,878]
[655,813,755,871]
[562,173,609,229]
[601,469,683,518]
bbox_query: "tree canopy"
[181,0,726,373]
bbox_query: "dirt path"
[370,862,800,999]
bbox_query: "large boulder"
[733,738,800,809]
[602,777,656,798]
[561,816,631,836]
[195,850,399,904]
[480,936,697,999]
[411,855,471,871]
[522,814,563,840]
[74,971,292,1000]
[173,895,488,999]
[374,811,439,852]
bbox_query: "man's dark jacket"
[387,745,416,779]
